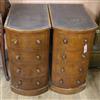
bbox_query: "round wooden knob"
[36,81,40,86]
[16,55,20,60]
[12,39,18,45]
[36,40,41,44]
[36,55,41,60]
[36,68,40,73]
[82,54,86,58]
[84,39,87,43]
[18,80,22,85]
[61,68,64,73]
[76,80,81,84]
[63,39,68,44]
[62,55,66,59]
[16,68,21,73]
[79,68,83,72]
[59,79,63,84]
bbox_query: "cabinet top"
[5,4,50,31]
[49,4,97,31]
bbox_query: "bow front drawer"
[11,75,48,90]
[10,63,48,78]
[53,30,94,52]
[6,30,49,50]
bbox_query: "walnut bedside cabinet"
[5,4,50,96]
[49,4,98,94]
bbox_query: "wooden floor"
[0,67,100,100]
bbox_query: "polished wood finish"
[5,4,50,96]
[1,67,100,99]
[49,4,98,94]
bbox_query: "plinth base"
[11,85,48,96]
[50,83,86,94]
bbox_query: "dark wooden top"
[49,4,97,31]
[5,4,50,31]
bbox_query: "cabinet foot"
[11,85,48,96]
[50,83,86,94]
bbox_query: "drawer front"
[52,59,88,75]
[52,51,88,88]
[53,30,94,52]
[11,75,48,90]
[53,50,89,66]
[52,72,86,88]
[8,49,49,64]
[9,63,48,78]
[6,30,50,50]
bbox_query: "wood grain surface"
[0,67,100,100]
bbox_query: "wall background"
[9,0,100,20]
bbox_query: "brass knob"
[36,68,40,73]
[96,29,100,34]
[16,68,21,73]
[63,39,68,44]
[36,55,41,60]
[18,80,22,85]
[59,79,63,84]
[12,39,18,45]
[36,81,40,86]
[76,80,81,84]
[36,40,41,44]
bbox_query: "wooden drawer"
[6,30,50,50]
[9,63,48,78]
[53,30,94,52]
[52,57,88,88]
[53,50,89,65]
[8,49,49,64]
[11,75,48,90]
[52,61,88,75]
[52,71,86,88]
